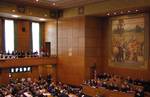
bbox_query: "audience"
[0,76,85,97]
[0,73,149,97]
[0,49,49,59]
[83,73,150,97]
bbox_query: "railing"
[0,56,57,68]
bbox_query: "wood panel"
[45,20,57,56]
[38,65,56,81]
[0,68,9,84]
[16,20,31,51]
[11,66,39,81]
[85,16,101,79]
[0,57,57,84]
[57,16,85,86]
[0,19,2,50]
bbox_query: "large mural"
[111,15,146,67]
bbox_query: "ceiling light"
[36,0,39,2]
[29,12,32,15]
[12,15,20,18]
[12,10,16,12]
[39,18,46,21]
[52,2,56,6]
[128,10,131,13]
[107,13,110,16]
[120,11,123,14]
[114,12,117,15]
[44,14,48,17]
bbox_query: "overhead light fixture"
[29,12,32,15]
[12,15,20,18]
[120,11,123,14]
[128,10,131,13]
[36,0,39,2]
[52,2,56,6]
[136,9,139,12]
[113,12,117,15]
[12,10,16,12]
[44,14,48,17]
[39,18,46,21]
[107,13,110,16]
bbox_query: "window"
[4,19,14,53]
[32,22,40,54]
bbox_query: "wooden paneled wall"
[0,18,2,50]
[57,14,150,86]
[11,66,39,80]
[0,68,9,84]
[38,65,56,81]
[45,20,57,55]
[57,16,102,85]
[0,57,57,84]
[57,16,85,85]
[16,20,31,51]
[11,65,56,81]
[84,16,101,79]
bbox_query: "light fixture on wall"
[120,11,123,14]
[107,13,110,16]
[127,10,131,13]
[52,2,56,6]
[12,9,16,12]
[113,12,117,15]
[12,15,20,18]
[39,18,46,21]
[44,14,48,17]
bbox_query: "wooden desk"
[82,85,134,97]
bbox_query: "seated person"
[135,88,144,97]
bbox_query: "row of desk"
[83,85,135,97]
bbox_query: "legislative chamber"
[0,0,150,97]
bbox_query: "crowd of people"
[0,76,87,97]
[0,73,149,97]
[83,73,150,97]
[0,50,49,59]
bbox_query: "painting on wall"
[110,14,148,68]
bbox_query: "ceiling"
[1,0,107,9]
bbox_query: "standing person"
[47,74,52,85]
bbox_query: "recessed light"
[12,10,16,12]
[107,13,110,16]
[44,14,48,17]
[12,15,20,18]
[29,12,32,15]
[120,11,123,14]
[128,10,131,13]
[39,18,46,21]
[53,2,56,6]
[114,12,117,15]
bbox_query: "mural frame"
[108,13,149,69]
